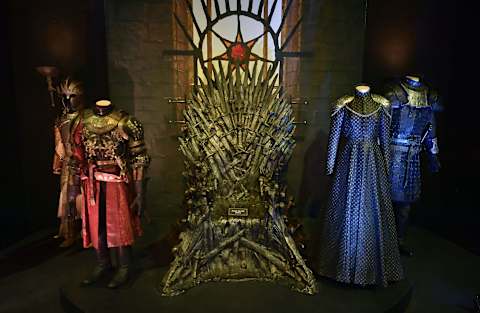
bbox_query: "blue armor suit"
[318,86,403,286]
[385,76,441,255]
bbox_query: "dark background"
[1,0,109,249]
[2,0,479,254]
[364,0,480,254]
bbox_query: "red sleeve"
[71,120,86,170]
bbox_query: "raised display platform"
[60,267,413,313]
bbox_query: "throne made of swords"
[160,62,317,296]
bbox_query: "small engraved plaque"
[228,207,248,217]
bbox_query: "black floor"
[0,220,478,313]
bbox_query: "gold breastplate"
[81,110,128,165]
[83,128,125,159]
[84,114,120,135]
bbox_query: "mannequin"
[346,85,381,115]
[405,75,420,83]
[94,99,114,115]
[384,75,441,257]
[356,85,370,93]
[52,78,84,247]
[69,99,150,288]
[318,85,403,286]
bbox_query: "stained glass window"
[171,0,303,95]
[192,0,282,83]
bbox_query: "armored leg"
[58,215,73,247]
[394,202,413,257]
[108,245,132,289]
[59,218,80,248]
[82,182,112,285]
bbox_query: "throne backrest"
[179,62,295,219]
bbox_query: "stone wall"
[106,0,184,231]
[288,0,366,217]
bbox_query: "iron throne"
[161,62,317,296]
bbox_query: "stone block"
[133,81,173,100]
[133,97,165,112]
[109,80,136,97]
[145,2,172,23]
[147,22,172,43]
[109,0,145,22]
[110,96,136,114]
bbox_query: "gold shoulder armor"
[119,115,148,157]
[82,109,124,135]
[110,109,127,121]
[428,89,443,112]
[119,115,145,141]
[372,94,390,109]
[332,95,353,116]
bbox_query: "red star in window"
[230,43,247,62]
[215,31,261,72]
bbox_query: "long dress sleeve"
[67,118,85,204]
[378,106,392,176]
[326,107,345,175]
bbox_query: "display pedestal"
[60,267,413,313]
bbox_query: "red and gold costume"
[52,78,84,247]
[70,101,149,288]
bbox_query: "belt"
[94,172,126,183]
[391,137,421,146]
[95,160,117,166]
[81,163,128,206]
[390,139,422,188]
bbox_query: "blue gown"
[318,91,403,286]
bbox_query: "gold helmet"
[58,77,83,97]
[58,77,84,112]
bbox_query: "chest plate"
[81,111,128,165]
